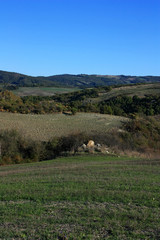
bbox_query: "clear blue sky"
[0,0,159,76]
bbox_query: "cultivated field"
[12,87,80,96]
[0,155,160,239]
[0,112,127,141]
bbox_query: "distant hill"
[0,70,160,88]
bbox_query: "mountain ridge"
[0,70,160,88]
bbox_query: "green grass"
[12,87,80,96]
[0,112,127,141]
[0,155,160,239]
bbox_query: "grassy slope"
[0,112,127,141]
[0,155,160,239]
[92,83,160,103]
[12,86,81,96]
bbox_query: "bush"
[59,132,87,154]
[0,130,44,165]
[121,116,160,152]
[0,130,89,165]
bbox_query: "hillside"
[0,70,160,88]
[0,112,127,141]
[0,82,160,116]
[89,82,160,102]
[50,83,160,117]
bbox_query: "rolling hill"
[0,70,160,88]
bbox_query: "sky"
[0,0,159,76]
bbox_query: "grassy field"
[0,155,160,239]
[0,112,127,141]
[12,87,80,96]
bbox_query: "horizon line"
[0,69,159,78]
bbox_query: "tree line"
[0,90,160,117]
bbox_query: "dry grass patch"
[12,87,80,96]
[0,112,127,141]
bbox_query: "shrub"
[0,130,44,165]
[121,116,160,152]
[59,132,87,154]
